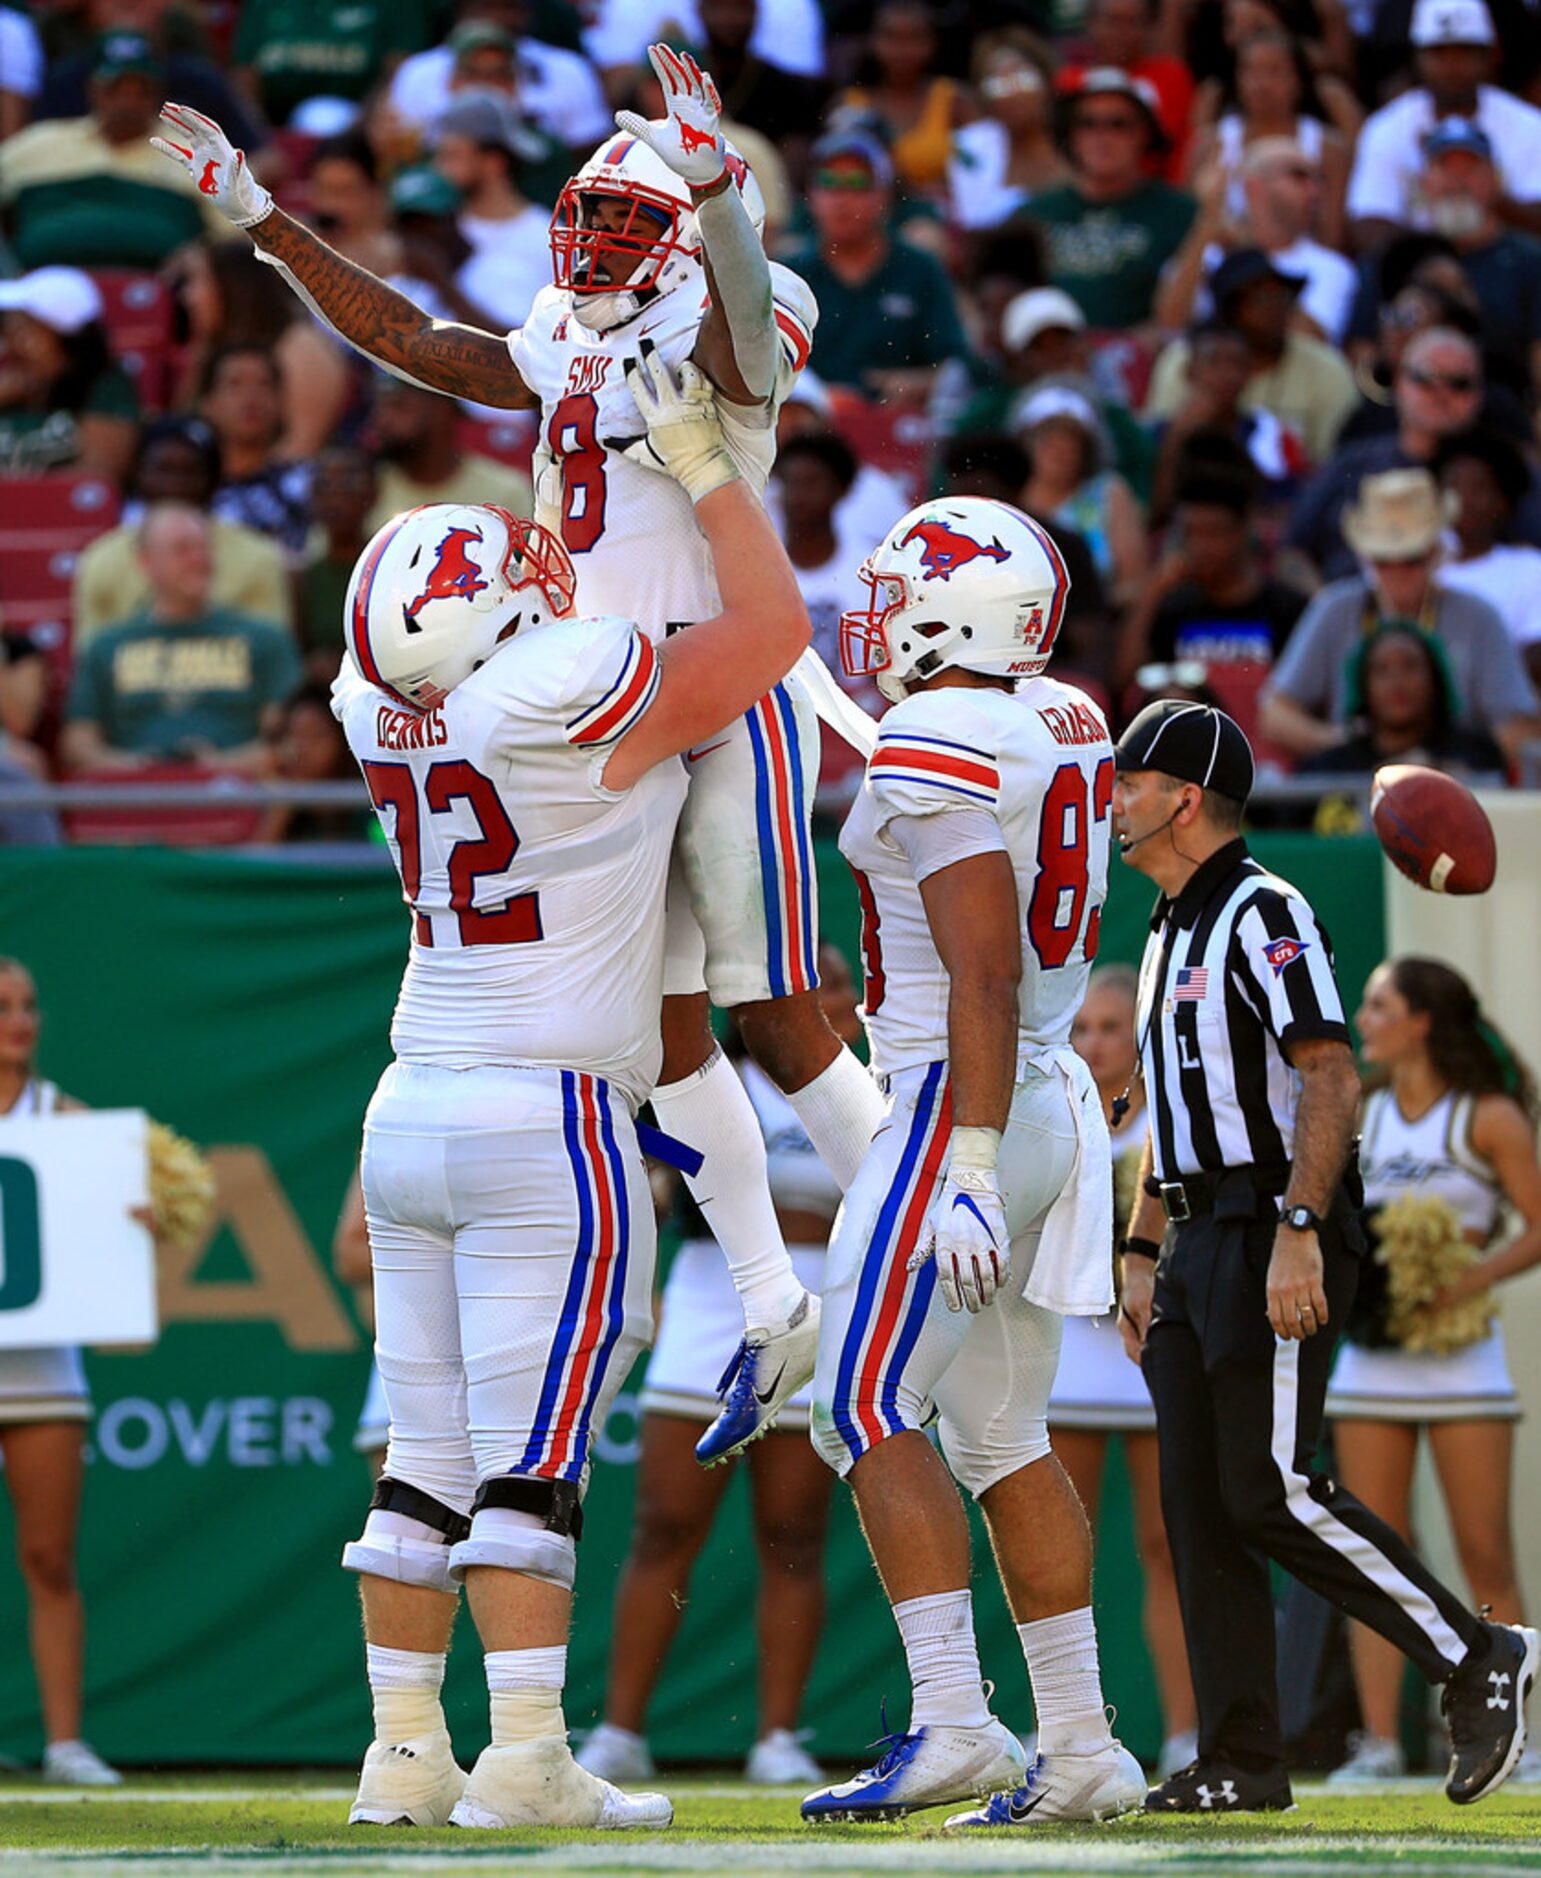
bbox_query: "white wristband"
[948,1126,1001,1172]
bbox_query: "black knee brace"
[371,1475,472,1546]
[472,1475,585,1541]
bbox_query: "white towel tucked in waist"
[1020,1045,1115,1317]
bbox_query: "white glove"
[614,43,727,190]
[150,102,273,230]
[910,1129,1010,1314]
[623,340,739,504]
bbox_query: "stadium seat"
[63,767,266,847]
[90,270,180,412]
[0,474,122,678]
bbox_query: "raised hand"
[614,44,727,190]
[623,339,739,503]
[912,1165,1012,1314]
[151,102,273,229]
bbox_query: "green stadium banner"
[0,837,1384,1770]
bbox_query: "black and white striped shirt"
[1135,839,1349,1180]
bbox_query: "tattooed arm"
[251,208,539,412]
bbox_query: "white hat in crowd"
[1410,0,1495,47]
[0,266,104,334]
[1342,468,1458,561]
[1002,287,1086,354]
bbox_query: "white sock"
[487,1645,567,1746]
[365,1644,446,1745]
[893,1590,990,1730]
[784,1047,887,1190]
[1017,1607,1111,1754]
[651,1048,804,1329]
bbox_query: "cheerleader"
[1053,964,1197,1775]
[1329,957,1541,1782]
[0,958,119,1786]
[578,947,857,1789]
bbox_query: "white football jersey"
[509,264,815,640]
[334,616,688,1103]
[839,677,1114,1078]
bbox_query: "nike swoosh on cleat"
[753,1364,787,1406]
[1007,1792,1047,1822]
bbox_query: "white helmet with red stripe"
[839,498,1072,704]
[550,128,765,332]
[344,503,577,712]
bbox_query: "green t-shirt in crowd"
[67,609,301,757]
[234,0,436,122]
[1029,181,1196,330]
[787,240,969,394]
[0,364,138,473]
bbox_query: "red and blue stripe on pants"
[743,683,818,1000]
[518,1071,631,1482]
[831,1062,953,1464]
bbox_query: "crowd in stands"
[0,0,1539,843]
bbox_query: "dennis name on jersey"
[376,704,450,752]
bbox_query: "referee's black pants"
[1142,1179,1484,1773]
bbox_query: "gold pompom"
[1113,1140,1144,1237]
[1372,1192,1495,1356]
[147,1120,217,1253]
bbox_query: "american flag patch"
[1173,967,1208,1002]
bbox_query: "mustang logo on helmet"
[901,520,1011,582]
[402,526,490,628]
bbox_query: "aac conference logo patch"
[1261,935,1310,977]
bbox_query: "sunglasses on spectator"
[1075,112,1143,133]
[814,167,877,190]
[1404,365,1479,392]
[982,68,1044,99]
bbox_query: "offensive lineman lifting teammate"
[152,51,885,1459]
[330,354,809,1828]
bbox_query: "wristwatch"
[1278,1204,1324,1233]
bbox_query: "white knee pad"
[342,1508,460,1596]
[939,1415,1053,1501]
[448,1506,577,1591]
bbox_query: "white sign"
[0,1110,157,1348]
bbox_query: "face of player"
[579,194,673,288]
[1071,982,1138,1090]
[817,945,862,1047]
[1355,963,1430,1068]
[0,966,40,1079]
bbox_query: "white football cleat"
[349,1732,467,1826]
[575,1722,656,1784]
[696,1289,821,1465]
[802,1717,1026,1821]
[450,1735,673,1829]
[945,1742,1147,1827]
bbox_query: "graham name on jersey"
[377,703,450,751]
[1037,700,1106,747]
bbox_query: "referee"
[1112,699,1536,1812]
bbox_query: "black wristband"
[1120,1236,1160,1263]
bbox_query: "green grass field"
[2,1777,1540,1876]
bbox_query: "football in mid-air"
[1370,764,1496,895]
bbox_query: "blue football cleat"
[695,1290,820,1466]
[801,1717,1025,1822]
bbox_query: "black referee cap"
[1115,699,1255,802]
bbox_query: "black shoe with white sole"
[1144,1760,1294,1814]
[1442,1621,1539,1805]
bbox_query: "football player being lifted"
[154,52,885,1461]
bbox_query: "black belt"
[1146,1164,1291,1224]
